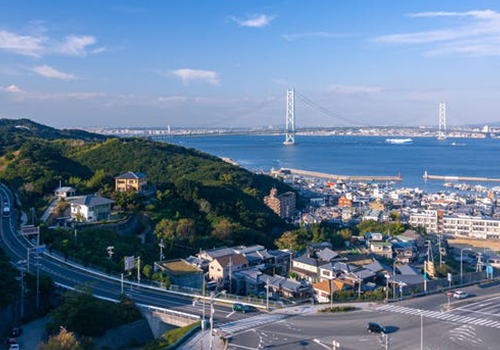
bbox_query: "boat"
[451,142,466,146]
[385,138,413,144]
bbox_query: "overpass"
[0,183,255,327]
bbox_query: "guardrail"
[54,282,200,320]
[0,183,274,310]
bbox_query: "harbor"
[423,171,500,183]
[273,167,402,182]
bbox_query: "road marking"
[227,311,235,318]
[313,339,331,350]
[228,343,260,350]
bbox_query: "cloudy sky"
[1,0,500,128]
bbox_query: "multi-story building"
[264,188,296,219]
[410,210,500,240]
[114,172,148,192]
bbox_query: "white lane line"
[228,343,260,350]
[313,339,332,350]
[226,311,236,318]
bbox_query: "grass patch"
[318,306,357,313]
[142,321,200,350]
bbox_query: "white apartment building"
[409,210,500,240]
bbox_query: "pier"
[423,171,500,183]
[274,168,402,182]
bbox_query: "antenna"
[284,88,296,145]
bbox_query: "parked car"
[10,327,22,337]
[9,344,20,350]
[367,322,386,334]
[453,291,468,299]
[232,303,250,313]
[7,338,17,347]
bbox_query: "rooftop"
[115,171,147,179]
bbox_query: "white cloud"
[55,35,98,57]
[0,30,46,57]
[170,69,220,86]
[282,32,351,42]
[0,84,104,101]
[32,65,76,80]
[373,9,500,56]
[0,84,25,93]
[0,27,102,57]
[328,84,383,94]
[230,14,274,28]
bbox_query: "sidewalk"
[179,329,226,350]
[17,316,49,349]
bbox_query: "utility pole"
[74,229,77,244]
[209,292,215,350]
[228,256,232,294]
[392,261,396,300]
[420,311,424,350]
[329,279,333,310]
[266,279,270,312]
[438,234,443,266]
[137,256,141,285]
[159,238,165,262]
[120,273,124,294]
[202,277,206,330]
[36,228,40,310]
[385,274,389,302]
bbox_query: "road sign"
[21,225,39,236]
[34,245,46,254]
[447,272,452,282]
[447,292,452,297]
[124,256,135,271]
[486,265,494,278]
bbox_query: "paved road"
[227,284,500,350]
[0,184,248,325]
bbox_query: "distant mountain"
[0,119,294,248]
[0,119,107,144]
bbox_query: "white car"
[9,344,20,350]
[453,291,468,299]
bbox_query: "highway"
[0,183,249,324]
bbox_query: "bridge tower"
[438,102,447,140]
[284,88,296,145]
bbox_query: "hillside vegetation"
[0,119,295,251]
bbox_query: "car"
[9,344,20,350]
[367,322,386,334]
[10,327,22,337]
[232,303,250,313]
[453,291,468,299]
[7,338,17,347]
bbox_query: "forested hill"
[0,118,107,153]
[0,119,296,247]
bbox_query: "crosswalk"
[375,304,500,328]
[449,325,483,346]
[216,313,287,336]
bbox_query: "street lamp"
[460,248,474,284]
[209,290,226,350]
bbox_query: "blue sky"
[1,0,500,128]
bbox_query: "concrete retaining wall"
[91,318,154,350]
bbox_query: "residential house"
[54,186,76,199]
[313,279,349,303]
[392,241,415,264]
[261,274,311,300]
[115,172,148,193]
[370,241,394,259]
[154,259,204,289]
[69,195,115,222]
[208,254,248,282]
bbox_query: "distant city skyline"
[1,0,500,128]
